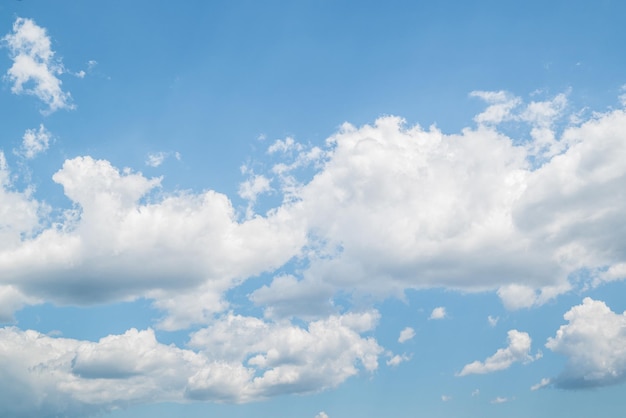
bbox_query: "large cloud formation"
[0,93,626,323]
[1,89,626,416]
[0,311,381,417]
[258,93,626,313]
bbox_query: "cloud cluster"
[1,93,626,324]
[2,17,73,113]
[458,330,539,376]
[1,67,626,412]
[0,311,381,417]
[0,156,306,328]
[262,95,626,311]
[546,298,626,388]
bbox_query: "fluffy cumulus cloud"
[252,92,626,310]
[2,92,626,322]
[0,156,306,329]
[0,311,380,417]
[429,307,447,320]
[458,330,539,376]
[546,298,626,389]
[2,87,626,412]
[2,17,73,113]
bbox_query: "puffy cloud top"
[546,298,626,388]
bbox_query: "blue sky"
[1,1,626,417]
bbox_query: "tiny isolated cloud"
[2,17,73,113]
[458,330,540,376]
[487,315,499,327]
[530,377,552,391]
[429,307,446,320]
[18,124,51,158]
[315,412,329,418]
[491,396,513,404]
[145,151,180,167]
[441,395,452,402]
[398,326,415,343]
[546,298,626,389]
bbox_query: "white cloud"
[490,396,513,404]
[398,326,415,343]
[315,412,329,418]
[0,312,382,416]
[0,285,39,322]
[145,151,180,167]
[18,124,51,158]
[188,311,382,399]
[487,315,499,327]
[2,90,626,330]
[0,156,306,328]
[238,174,271,202]
[497,284,539,310]
[3,17,73,113]
[0,151,45,251]
[470,90,521,125]
[458,330,539,376]
[386,353,411,367]
[0,327,205,416]
[270,99,626,310]
[441,395,452,402]
[530,377,551,391]
[145,152,166,167]
[249,274,335,319]
[0,91,624,327]
[268,137,302,154]
[546,298,626,389]
[471,389,480,396]
[429,307,446,320]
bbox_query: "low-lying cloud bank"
[0,311,381,417]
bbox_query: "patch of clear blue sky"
[2,0,626,417]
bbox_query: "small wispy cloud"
[458,330,540,376]
[2,17,73,113]
[490,396,513,404]
[17,124,52,159]
[530,377,551,391]
[386,353,411,367]
[145,151,180,167]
